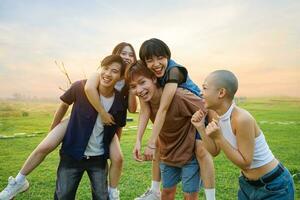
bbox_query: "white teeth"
[103,77,111,82]
[139,91,148,98]
[154,67,162,73]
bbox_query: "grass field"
[0,98,299,199]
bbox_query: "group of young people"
[0,38,295,200]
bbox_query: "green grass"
[0,98,299,199]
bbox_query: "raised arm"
[191,109,220,156]
[84,72,115,125]
[206,112,255,170]
[50,101,69,130]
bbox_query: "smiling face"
[202,75,221,109]
[119,45,135,65]
[129,74,157,102]
[145,55,168,78]
[99,62,122,88]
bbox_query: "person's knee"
[183,192,198,200]
[162,187,176,199]
[196,141,209,160]
[110,151,124,167]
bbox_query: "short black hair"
[139,38,171,62]
[125,60,156,83]
[100,55,126,76]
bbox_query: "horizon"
[1,0,299,98]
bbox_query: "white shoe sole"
[9,182,29,200]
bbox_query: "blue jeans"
[238,163,295,200]
[160,156,200,193]
[54,153,108,200]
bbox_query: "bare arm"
[84,72,115,125]
[147,83,177,146]
[50,101,69,130]
[127,92,137,113]
[133,98,151,161]
[207,113,255,170]
[191,109,220,156]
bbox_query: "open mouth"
[102,76,112,84]
[123,60,131,64]
[138,90,149,99]
[152,66,164,76]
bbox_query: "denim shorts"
[238,163,295,200]
[160,156,200,193]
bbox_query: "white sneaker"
[135,189,160,200]
[0,176,29,200]
[109,189,120,200]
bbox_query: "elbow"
[128,106,137,113]
[239,160,252,170]
[209,146,220,157]
[84,84,93,94]
[210,149,220,157]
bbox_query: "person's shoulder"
[71,79,86,88]
[173,88,200,106]
[175,88,199,99]
[231,106,255,127]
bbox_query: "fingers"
[205,118,221,136]
[133,149,143,162]
[102,115,116,125]
[143,147,154,161]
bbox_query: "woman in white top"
[191,70,295,199]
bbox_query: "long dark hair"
[112,42,137,62]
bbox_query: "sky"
[0,0,299,99]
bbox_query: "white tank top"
[219,103,274,169]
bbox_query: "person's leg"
[182,157,200,200]
[151,149,161,192]
[21,118,69,175]
[161,186,176,200]
[183,192,198,200]
[54,154,84,200]
[86,158,108,200]
[0,118,69,200]
[160,163,181,200]
[195,140,215,200]
[255,164,295,200]
[237,175,252,200]
[135,147,161,200]
[115,128,122,140]
[108,135,123,199]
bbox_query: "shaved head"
[208,70,238,99]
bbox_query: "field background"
[0,98,299,199]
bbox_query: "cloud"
[0,0,299,98]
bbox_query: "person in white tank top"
[191,70,295,200]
